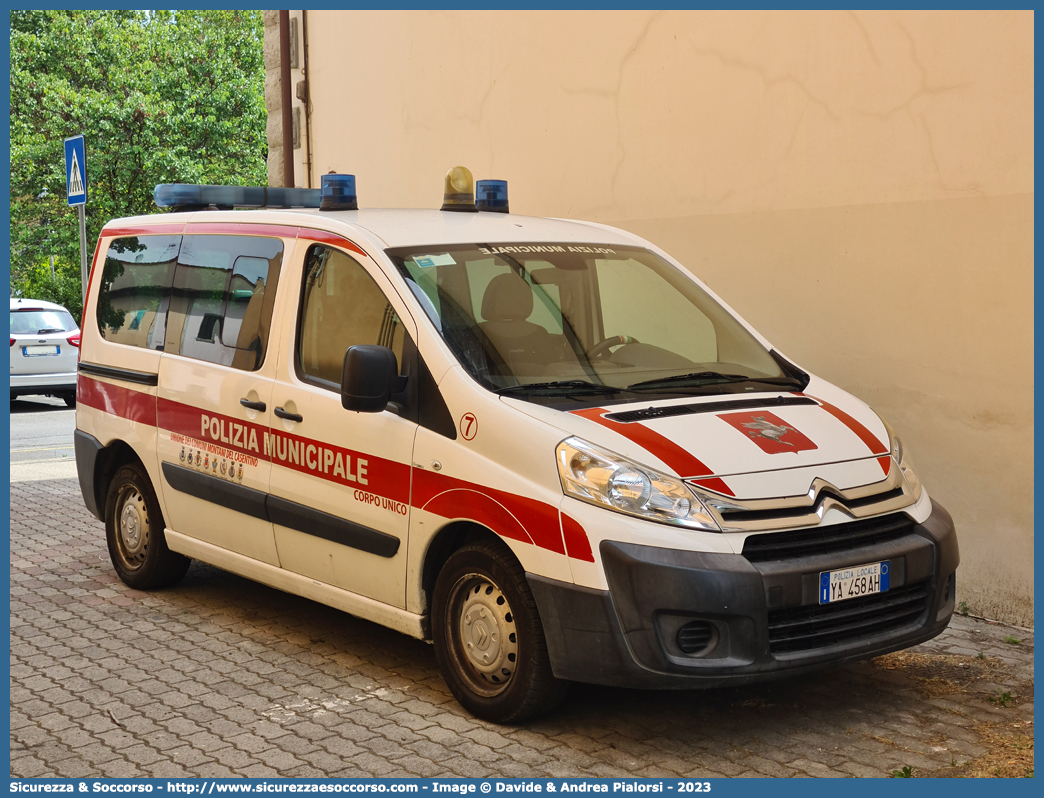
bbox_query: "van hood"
[505,388,893,498]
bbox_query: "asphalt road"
[10,394,78,481]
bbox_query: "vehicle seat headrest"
[481,272,534,321]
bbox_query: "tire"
[432,539,569,723]
[104,463,190,589]
[62,392,76,408]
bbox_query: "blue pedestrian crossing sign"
[64,135,87,206]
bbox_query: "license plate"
[819,561,889,604]
[23,345,59,356]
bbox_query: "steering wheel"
[589,334,639,359]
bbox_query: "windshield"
[388,243,794,404]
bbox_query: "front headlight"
[881,418,923,501]
[556,436,721,531]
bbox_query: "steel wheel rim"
[448,573,518,697]
[115,485,150,570]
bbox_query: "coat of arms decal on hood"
[718,410,819,455]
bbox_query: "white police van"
[74,169,958,722]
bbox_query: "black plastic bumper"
[74,429,105,521]
[528,499,958,689]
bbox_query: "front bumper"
[528,499,958,689]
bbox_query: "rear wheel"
[105,463,190,589]
[432,539,569,723]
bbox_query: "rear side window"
[164,235,284,371]
[11,308,77,335]
[96,235,181,349]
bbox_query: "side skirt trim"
[267,495,400,558]
[164,530,426,639]
[161,461,401,558]
[162,461,268,521]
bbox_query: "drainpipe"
[279,10,294,188]
[301,9,313,188]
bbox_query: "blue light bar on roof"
[476,179,509,213]
[153,184,321,209]
[319,173,358,211]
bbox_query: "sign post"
[64,135,88,299]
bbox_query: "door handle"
[240,398,267,412]
[274,406,303,423]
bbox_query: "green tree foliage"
[10,10,267,319]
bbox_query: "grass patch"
[871,651,1002,698]
[989,690,1015,708]
[963,722,1034,778]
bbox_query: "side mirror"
[341,345,407,412]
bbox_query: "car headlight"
[556,436,721,531]
[881,418,923,501]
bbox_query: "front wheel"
[105,463,190,589]
[432,540,569,723]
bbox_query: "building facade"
[265,10,1033,626]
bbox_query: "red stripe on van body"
[157,396,271,461]
[102,223,187,237]
[265,427,412,504]
[99,223,368,258]
[184,222,303,239]
[419,488,534,548]
[156,396,412,504]
[570,407,735,496]
[413,469,567,555]
[296,228,369,258]
[82,378,578,559]
[78,235,106,335]
[78,376,156,425]
[813,398,890,475]
[560,513,595,563]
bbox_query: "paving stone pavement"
[10,478,1034,779]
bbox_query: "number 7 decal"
[459,412,478,441]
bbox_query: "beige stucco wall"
[274,10,1034,625]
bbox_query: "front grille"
[722,487,906,526]
[741,513,914,562]
[768,580,931,654]
[604,396,816,423]
[676,621,715,654]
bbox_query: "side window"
[95,235,181,349]
[164,235,283,371]
[298,246,405,386]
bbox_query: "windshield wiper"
[627,371,749,390]
[36,328,64,335]
[496,380,621,396]
[737,375,805,387]
[628,371,804,391]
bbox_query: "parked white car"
[10,297,81,406]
